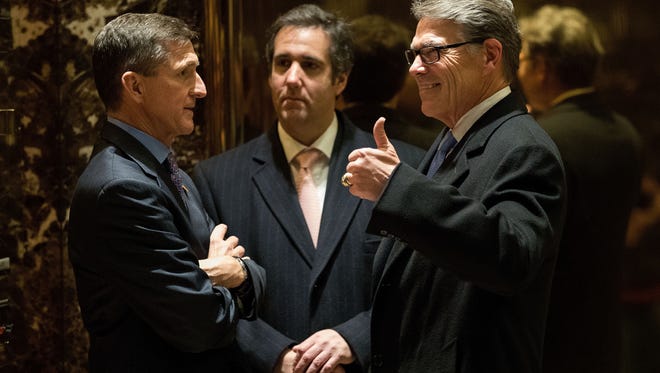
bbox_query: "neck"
[107,109,173,147]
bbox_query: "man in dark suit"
[193,5,423,373]
[518,6,644,373]
[339,14,439,149]
[68,13,264,372]
[344,0,566,372]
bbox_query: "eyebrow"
[275,53,322,61]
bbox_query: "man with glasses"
[344,0,566,371]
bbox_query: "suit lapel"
[251,131,315,266]
[96,123,207,258]
[428,92,528,185]
[418,130,446,173]
[97,123,188,213]
[312,118,365,276]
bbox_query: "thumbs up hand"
[345,117,401,201]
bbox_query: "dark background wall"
[0,0,658,371]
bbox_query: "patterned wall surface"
[0,1,205,371]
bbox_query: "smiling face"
[268,26,347,145]
[409,18,486,127]
[136,41,207,146]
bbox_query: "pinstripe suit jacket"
[193,112,423,372]
[69,122,265,372]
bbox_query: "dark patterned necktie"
[426,132,457,177]
[165,152,185,196]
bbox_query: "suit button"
[379,230,388,236]
[372,354,383,367]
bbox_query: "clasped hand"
[276,329,352,373]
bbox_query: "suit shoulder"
[78,146,151,187]
[196,134,268,171]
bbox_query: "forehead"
[273,26,331,61]
[412,18,462,47]
[162,41,199,67]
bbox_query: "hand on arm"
[208,223,245,258]
[291,329,354,373]
[199,223,248,288]
[346,117,400,201]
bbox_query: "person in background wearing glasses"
[518,6,643,373]
[193,4,423,373]
[343,0,566,371]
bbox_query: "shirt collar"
[107,116,171,164]
[551,86,596,107]
[451,86,511,142]
[278,113,338,163]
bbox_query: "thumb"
[372,117,391,150]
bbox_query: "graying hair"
[411,0,521,82]
[93,13,197,110]
[519,5,604,88]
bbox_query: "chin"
[180,122,195,135]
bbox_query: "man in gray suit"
[345,0,566,371]
[518,6,643,373]
[193,4,422,373]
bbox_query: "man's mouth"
[419,82,441,89]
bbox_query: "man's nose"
[193,72,207,98]
[285,62,303,86]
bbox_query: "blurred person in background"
[339,14,438,149]
[518,5,644,373]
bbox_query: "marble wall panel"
[0,1,206,371]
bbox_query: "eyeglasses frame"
[405,38,486,65]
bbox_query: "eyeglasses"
[405,39,484,65]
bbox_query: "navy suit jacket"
[68,122,265,372]
[368,92,566,373]
[193,112,423,372]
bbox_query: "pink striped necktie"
[294,148,324,247]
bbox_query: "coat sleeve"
[333,310,371,369]
[93,179,241,353]
[235,317,297,372]
[368,140,565,295]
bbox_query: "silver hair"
[411,0,521,82]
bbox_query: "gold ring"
[341,172,352,187]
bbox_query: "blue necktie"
[426,133,457,177]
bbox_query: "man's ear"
[333,72,349,97]
[121,71,144,103]
[533,56,549,83]
[482,38,503,73]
